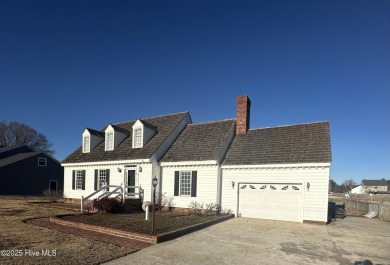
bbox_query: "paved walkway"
[104,217,390,265]
[26,217,153,249]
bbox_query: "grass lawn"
[0,196,136,265]
[61,211,227,235]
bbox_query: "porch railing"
[80,184,142,214]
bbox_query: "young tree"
[0,121,54,155]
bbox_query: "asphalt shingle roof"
[362,180,387,186]
[62,112,189,163]
[0,152,40,167]
[161,119,235,162]
[223,121,332,165]
[85,128,105,138]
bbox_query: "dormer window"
[104,124,129,151]
[132,119,157,149]
[134,128,142,148]
[82,128,104,153]
[106,132,114,151]
[83,135,90,153]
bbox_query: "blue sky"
[1,1,389,184]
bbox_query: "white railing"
[80,185,142,214]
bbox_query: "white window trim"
[179,171,192,196]
[38,157,47,166]
[76,170,83,190]
[83,135,90,153]
[133,127,143,148]
[105,131,114,151]
[99,169,107,188]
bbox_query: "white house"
[361,179,388,193]
[62,112,191,204]
[160,119,235,209]
[62,95,332,224]
[351,185,365,194]
[221,96,332,224]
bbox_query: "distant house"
[361,179,388,193]
[62,96,332,224]
[0,145,63,195]
[351,185,365,194]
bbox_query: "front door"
[127,170,136,195]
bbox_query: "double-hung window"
[83,135,90,153]
[134,128,142,148]
[174,171,197,197]
[106,132,114,150]
[76,171,84,190]
[180,171,192,196]
[99,170,107,188]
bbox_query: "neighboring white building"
[62,95,332,224]
[361,179,388,193]
[351,185,365,194]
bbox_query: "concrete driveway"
[105,217,390,265]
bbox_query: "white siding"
[221,164,330,223]
[161,164,219,208]
[63,162,154,202]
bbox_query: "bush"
[188,201,204,215]
[220,208,233,215]
[93,197,121,213]
[42,188,63,202]
[204,203,219,216]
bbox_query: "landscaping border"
[50,214,234,244]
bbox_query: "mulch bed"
[60,211,228,235]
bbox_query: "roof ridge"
[248,121,329,131]
[113,111,189,125]
[188,118,235,126]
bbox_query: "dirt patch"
[61,211,228,235]
[0,196,136,265]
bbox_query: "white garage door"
[238,183,303,222]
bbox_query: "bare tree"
[0,121,54,155]
[342,179,356,192]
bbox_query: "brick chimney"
[236,95,251,135]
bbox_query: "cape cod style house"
[62,112,192,205]
[62,96,332,224]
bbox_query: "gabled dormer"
[104,124,129,151]
[132,119,157,148]
[82,128,104,153]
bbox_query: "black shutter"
[94,169,98,190]
[191,171,197,197]
[72,170,75,190]
[174,171,179,196]
[82,170,86,190]
[106,169,110,191]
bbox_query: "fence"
[345,199,390,222]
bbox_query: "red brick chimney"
[236,95,251,135]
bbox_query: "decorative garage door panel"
[238,183,302,222]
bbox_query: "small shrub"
[93,197,121,213]
[162,193,175,211]
[204,203,219,216]
[188,201,204,215]
[221,208,233,215]
[42,188,63,202]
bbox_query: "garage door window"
[174,171,197,197]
